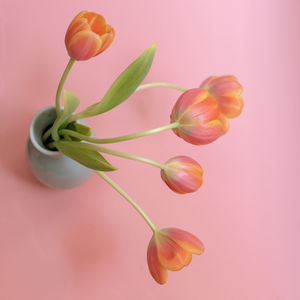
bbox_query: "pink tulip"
[147,228,204,284]
[161,156,203,194]
[171,88,228,145]
[200,75,244,118]
[65,11,115,61]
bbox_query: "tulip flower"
[65,11,115,61]
[161,156,203,194]
[200,75,244,118]
[171,88,228,145]
[147,228,204,284]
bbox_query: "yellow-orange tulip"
[161,156,203,194]
[65,11,115,61]
[147,228,204,284]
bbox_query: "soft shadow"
[62,205,117,285]
[0,107,48,189]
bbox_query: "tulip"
[65,11,115,61]
[200,75,244,118]
[171,88,228,145]
[161,156,203,194]
[147,228,204,284]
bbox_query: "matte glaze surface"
[26,106,93,189]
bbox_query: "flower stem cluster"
[43,10,244,284]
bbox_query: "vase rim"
[29,106,63,158]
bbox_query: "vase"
[26,106,93,189]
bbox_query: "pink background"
[1,0,300,299]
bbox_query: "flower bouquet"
[27,11,244,284]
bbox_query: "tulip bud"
[200,75,244,118]
[161,156,203,194]
[147,228,204,284]
[171,88,228,145]
[65,11,115,61]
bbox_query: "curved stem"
[96,171,157,232]
[58,122,179,144]
[136,82,187,92]
[55,58,75,117]
[97,145,165,169]
[71,142,165,169]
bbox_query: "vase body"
[26,106,93,189]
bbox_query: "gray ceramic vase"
[26,106,93,189]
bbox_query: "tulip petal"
[155,232,192,271]
[171,89,209,122]
[83,12,107,35]
[161,228,204,255]
[68,31,102,61]
[200,76,218,89]
[66,11,87,33]
[147,237,168,284]
[211,80,242,98]
[96,25,115,55]
[217,96,244,118]
[218,113,230,132]
[178,118,225,145]
[65,18,90,45]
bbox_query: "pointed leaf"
[73,43,156,119]
[51,90,80,141]
[55,141,117,171]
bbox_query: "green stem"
[66,142,165,169]
[136,82,187,92]
[96,171,157,232]
[55,58,75,117]
[58,122,179,144]
[97,145,165,169]
[42,58,75,143]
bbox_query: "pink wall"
[1,0,300,299]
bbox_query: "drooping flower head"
[171,88,228,145]
[200,75,244,118]
[147,228,204,284]
[161,156,203,194]
[65,11,115,61]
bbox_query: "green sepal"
[51,90,80,141]
[54,141,117,171]
[73,43,157,119]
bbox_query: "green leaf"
[73,43,156,119]
[66,122,92,141]
[55,141,117,171]
[51,90,80,141]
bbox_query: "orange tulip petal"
[217,96,244,118]
[67,11,87,32]
[147,237,168,284]
[96,25,115,55]
[200,76,218,90]
[218,113,230,132]
[65,18,90,45]
[171,89,210,122]
[161,228,204,255]
[67,31,102,61]
[83,12,107,35]
[156,232,192,271]
[211,80,242,98]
